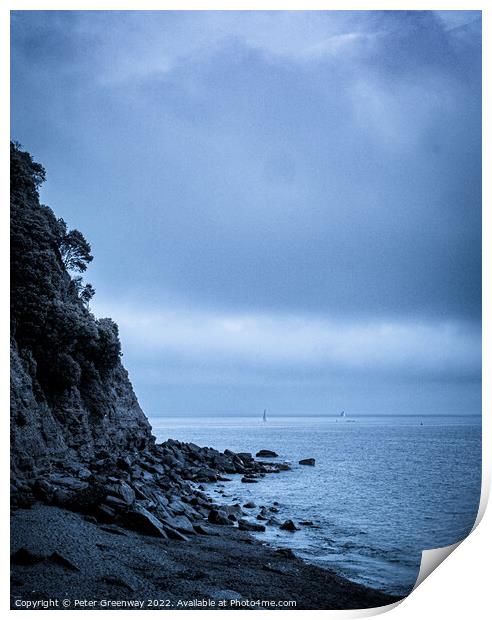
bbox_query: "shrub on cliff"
[10,141,122,407]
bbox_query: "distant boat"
[263,409,267,423]
[340,410,346,418]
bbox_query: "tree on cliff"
[10,141,121,407]
[57,218,93,273]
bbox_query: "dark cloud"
[11,11,481,414]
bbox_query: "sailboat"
[263,409,267,423]
[340,410,345,418]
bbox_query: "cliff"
[10,142,152,489]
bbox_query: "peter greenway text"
[14,598,297,609]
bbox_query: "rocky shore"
[11,440,399,610]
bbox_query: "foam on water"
[150,415,481,596]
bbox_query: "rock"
[257,507,269,521]
[256,450,278,458]
[49,475,89,491]
[117,481,136,505]
[275,547,297,559]
[159,524,189,542]
[241,477,258,483]
[269,506,279,513]
[83,515,98,524]
[280,519,299,531]
[266,517,282,527]
[208,509,230,526]
[299,458,315,466]
[299,520,314,526]
[116,455,133,472]
[104,495,129,510]
[236,452,253,462]
[32,479,55,502]
[94,503,117,524]
[77,468,93,480]
[243,501,256,509]
[123,506,168,538]
[237,519,266,532]
[161,514,195,536]
[49,551,79,571]
[193,524,219,536]
[275,462,292,471]
[262,562,299,576]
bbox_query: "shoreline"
[11,440,400,610]
[11,504,400,610]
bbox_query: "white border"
[2,2,489,618]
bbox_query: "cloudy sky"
[11,10,481,416]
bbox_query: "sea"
[150,414,482,596]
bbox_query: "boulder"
[243,501,256,509]
[299,458,315,466]
[49,551,79,571]
[193,524,219,536]
[237,452,253,462]
[241,477,258,484]
[237,519,266,532]
[117,481,136,505]
[255,450,278,458]
[123,506,168,538]
[280,519,299,532]
[208,509,230,525]
[275,547,297,559]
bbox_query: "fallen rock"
[162,514,195,535]
[280,519,299,531]
[262,561,299,576]
[49,551,79,571]
[237,452,253,461]
[299,458,315,466]
[123,506,168,538]
[237,519,266,532]
[275,547,297,559]
[193,524,219,536]
[256,450,278,458]
[208,509,230,525]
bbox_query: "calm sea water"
[150,415,481,596]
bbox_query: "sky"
[10,10,482,416]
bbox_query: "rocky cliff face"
[10,142,152,489]
[10,338,152,482]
